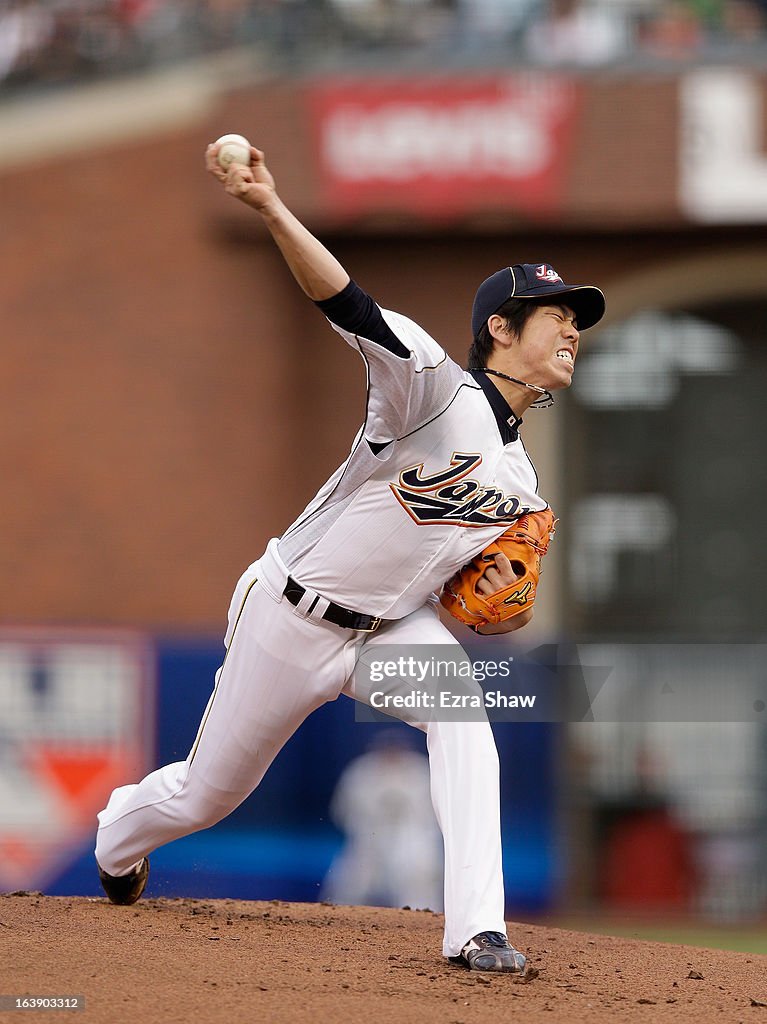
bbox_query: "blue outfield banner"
[27,636,560,913]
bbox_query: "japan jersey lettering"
[277,283,547,619]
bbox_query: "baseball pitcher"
[94,140,605,974]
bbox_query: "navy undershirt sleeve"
[315,280,410,359]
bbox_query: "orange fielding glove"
[440,508,557,629]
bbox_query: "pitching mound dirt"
[3,893,766,1023]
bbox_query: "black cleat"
[98,857,149,906]
[450,931,528,973]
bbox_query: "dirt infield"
[3,893,767,1023]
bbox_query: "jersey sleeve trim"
[315,280,410,359]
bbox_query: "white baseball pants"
[95,539,507,957]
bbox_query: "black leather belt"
[283,576,382,632]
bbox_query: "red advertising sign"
[310,75,581,219]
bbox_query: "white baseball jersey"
[278,281,548,619]
[96,278,520,960]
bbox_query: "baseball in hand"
[215,134,252,169]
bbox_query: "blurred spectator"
[119,0,190,65]
[0,0,53,83]
[686,0,723,29]
[2,0,767,93]
[447,0,530,52]
[522,0,630,65]
[323,0,396,46]
[326,0,449,48]
[200,0,253,47]
[637,0,706,60]
[321,730,444,911]
[72,5,125,74]
[720,0,766,45]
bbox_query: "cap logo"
[535,264,563,284]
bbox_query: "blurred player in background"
[322,730,443,912]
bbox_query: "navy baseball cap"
[471,264,606,339]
